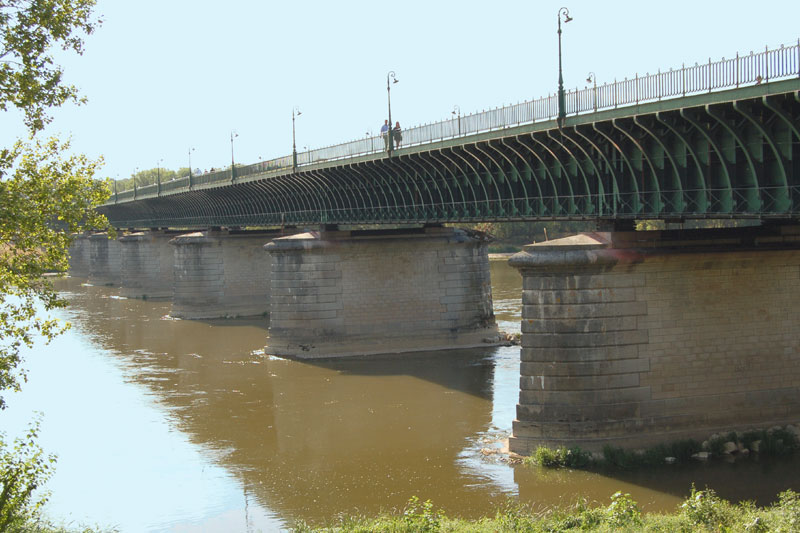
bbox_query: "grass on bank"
[293,488,800,532]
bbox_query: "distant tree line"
[112,167,191,192]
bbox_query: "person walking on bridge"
[393,121,402,148]
[380,120,390,150]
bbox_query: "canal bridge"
[100,43,800,229]
[76,42,800,457]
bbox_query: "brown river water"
[4,259,799,531]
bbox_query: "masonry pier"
[68,233,91,278]
[508,226,800,454]
[265,226,497,358]
[116,231,177,299]
[87,232,122,286]
[170,229,287,319]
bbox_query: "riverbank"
[294,488,800,532]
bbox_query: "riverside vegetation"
[524,425,800,470]
[294,488,800,532]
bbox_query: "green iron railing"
[112,40,800,202]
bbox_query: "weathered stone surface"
[68,234,91,277]
[265,227,497,358]
[509,227,800,454]
[88,233,121,286]
[171,229,288,319]
[119,231,176,299]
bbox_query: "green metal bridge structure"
[100,42,800,229]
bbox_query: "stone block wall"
[266,227,496,357]
[171,230,273,319]
[119,231,176,299]
[88,232,122,286]
[508,227,800,454]
[68,234,91,277]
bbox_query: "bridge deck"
[102,43,800,228]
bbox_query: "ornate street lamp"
[133,167,139,199]
[157,158,164,196]
[188,147,195,189]
[387,71,398,154]
[230,130,238,181]
[586,71,597,112]
[557,6,573,128]
[292,106,301,172]
[452,104,461,136]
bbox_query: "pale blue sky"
[5,0,799,181]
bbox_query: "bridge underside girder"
[101,89,800,229]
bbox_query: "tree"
[0,418,56,531]
[0,137,108,407]
[1,1,106,527]
[0,0,107,408]
[113,167,192,193]
[1,0,99,133]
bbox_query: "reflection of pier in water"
[56,264,800,523]
[58,276,498,521]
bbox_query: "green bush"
[601,445,642,469]
[402,496,444,532]
[665,438,702,462]
[0,419,56,532]
[771,490,800,532]
[760,428,799,456]
[527,446,592,468]
[680,485,735,529]
[605,491,642,529]
[706,433,728,456]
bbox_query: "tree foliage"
[0,0,100,133]
[0,418,56,532]
[112,167,191,193]
[0,137,108,408]
[1,0,107,411]
[0,0,106,527]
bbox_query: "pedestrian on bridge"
[381,120,390,150]
[393,121,402,148]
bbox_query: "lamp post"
[292,106,301,172]
[133,167,139,199]
[586,72,597,112]
[157,158,163,196]
[230,130,238,181]
[387,71,398,155]
[452,105,461,136]
[557,6,573,128]
[188,147,195,189]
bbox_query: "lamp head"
[564,14,573,22]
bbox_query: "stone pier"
[118,231,177,299]
[170,229,282,319]
[265,226,497,358]
[508,226,800,454]
[88,232,122,286]
[68,234,91,278]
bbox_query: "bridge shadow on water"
[293,348,497,401]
